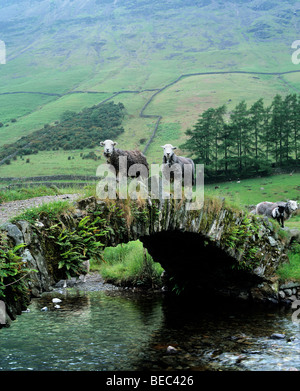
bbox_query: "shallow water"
[0,289,299,371]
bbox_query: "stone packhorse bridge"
[3,195,289,311]
[77,195,288,302]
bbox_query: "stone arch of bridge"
[138,230,263,296]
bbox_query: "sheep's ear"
[161,145,165,148]
[100,142,104,146]
[113,142,117,146]
[172,146,177,150]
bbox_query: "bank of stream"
[0,272,299,371]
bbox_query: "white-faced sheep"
[255,200,298,228]
[100,139,149,179]
[161,144,195,186]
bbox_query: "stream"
[0,283,299,371]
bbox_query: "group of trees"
[181,94,300,181]
[0,101,125,161]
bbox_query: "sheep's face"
[100,140,117,157]
[161,144,177,163]
[287,200,298,211]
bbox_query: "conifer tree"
[249,98,265,173]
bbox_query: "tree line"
[0,101,125,161]
[181,94,300,181]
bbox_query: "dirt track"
[0,193,80,226]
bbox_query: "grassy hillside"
[0,72,298,176]
[0,0,300,169]
[144,72,299,162]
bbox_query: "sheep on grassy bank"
[255,200,298,228]
[100,140,149,179]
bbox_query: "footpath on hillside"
[0,193,80,226]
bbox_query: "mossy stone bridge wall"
[78,196,288,301]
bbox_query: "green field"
[205,173,300,205]
[205,173,300,229]
[0,149,101,178]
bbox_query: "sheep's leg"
[276,216,280,225]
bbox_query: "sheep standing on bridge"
[100,139,149,179]
[255,200,298,228]
[161,144,195,186]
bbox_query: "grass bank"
[92,240,164,289]
[277,244,300,282]
[0,184,90,204]
[10,200,72,225]
[0,185,77,204]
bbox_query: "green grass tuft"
[277,243,300,282]
[96,240,164,288]
[0,185,60,204]
[10,200,71,225]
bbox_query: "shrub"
[0,232,37,299]
[48,215,108,279]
